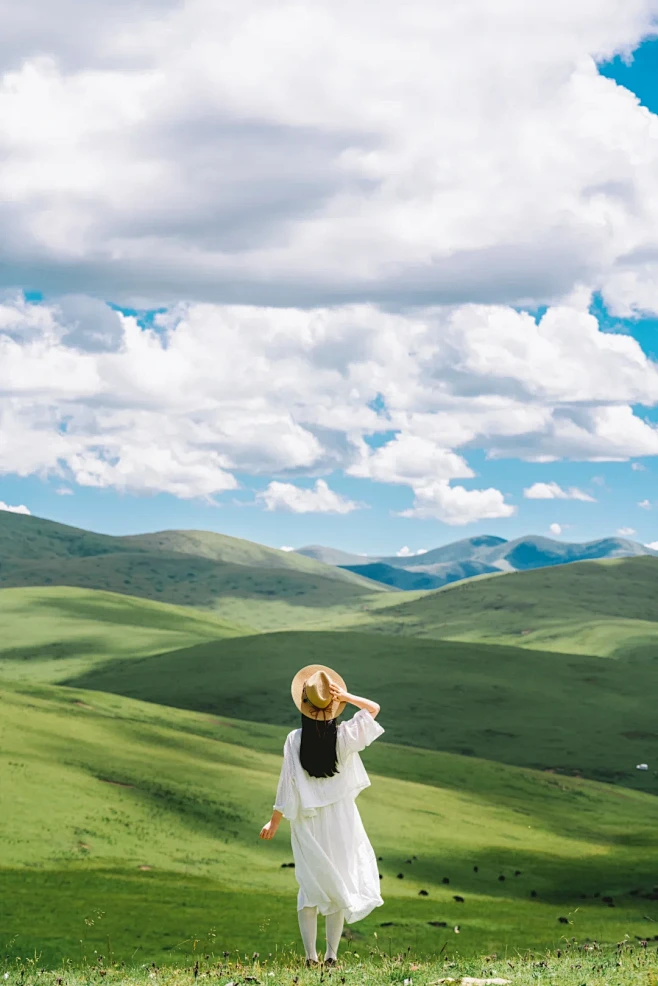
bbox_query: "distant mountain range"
[297,534,658,590]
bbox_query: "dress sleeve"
[340,708,385,756]
[273,734,299,821]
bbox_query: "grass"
[0,587,245,683]
[65,629,658,793]
[342,557,658,657]
[0,553,391,630]
[6,944,658,986]
[3,681,658,967]
[0,514,389,632]
[5,515,658,971]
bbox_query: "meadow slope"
[67,629,658,793]
[0,586,245,683]
[0,513,390,630]
[344,556,658,657]
[2,681,658,966]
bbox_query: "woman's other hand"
[260,810,282,839]
[260,820,278,840]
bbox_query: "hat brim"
[291,664,348,720]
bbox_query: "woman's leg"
[324,909,344,962]
[297,906,318,962]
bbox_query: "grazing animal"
[515,870,522,876]
[453,895,464,903]
[442,877,450,884]
[428,921,447,927]
[379,873,383,879]
[498,875,505,881]
[558,917,569,924]
[380,922,395,927]
[418,889,429,896]
[377,856,383,861]
[530,891,537,898]
[397,873,404,879]
[473,866,479,873]
[602,896,613,903]
[405,859,413,864]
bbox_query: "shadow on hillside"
[0,551,374,610]
[4,587,229,633]
[0,637,144,663]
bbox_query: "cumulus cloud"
[257,479,360,514]
[549,522,563,535]
[632,462,647,471]
[1,294,658,506]
[2,0,658,314]
[646,540,658,549]
[617,526,637,536]
[396,546,428,557]
[0,500,30,514]
[3,1,658,513]
[399,481,516,525]
[524,481,596,501]
[279,545,295,551]
[639,498,652,509]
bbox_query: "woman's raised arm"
[329,681,380,719]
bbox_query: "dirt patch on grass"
[98,777,135,788]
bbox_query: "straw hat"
[291,664,348,720]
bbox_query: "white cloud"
[549,522,563,536]
[55,487,74,495]
[646,540,658,550]
[399,481,516,525]
[349,435,475,486]
[396,546,428,557]
[616,526,637,536]
[2,295,658,503]
[639,499,652,509]
[1,0,658,315]
[279,545,295,552]
[632,462,647,471]
[257,479,360,514]
[0,500,30,514]
[523,481,596,501]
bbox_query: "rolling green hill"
[0,586,245,683]
[346,555,658,657]
[66,629,658,793]
[2,680,658,966]
[0,511,386,587]
[0,512,392,630]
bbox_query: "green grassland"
[65,628,658,793]
[0,587,245,683]
[7,950,658,986]
[4,513,658,971]
[0,512,390,631]
[345,557,658,657]
[3,681,658,968]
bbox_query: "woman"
[259,664,385,966]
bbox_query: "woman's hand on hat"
[329,680,350,704]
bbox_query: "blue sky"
[2,15,658,555]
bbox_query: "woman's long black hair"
[300,714,339,778]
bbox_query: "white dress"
[273,708,385,923]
